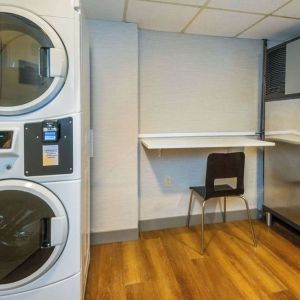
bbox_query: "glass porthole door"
[0,7,68,115]
[0,180,68,290]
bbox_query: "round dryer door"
[0,7,68,115]
[0,180,68,290]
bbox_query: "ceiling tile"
[239,16,300,40]
[150,0,206,5]
[126,0,199,32]
[274,1,300,18]
[185,9,262,37]
[83,0,125,21]
[208,0,289,14]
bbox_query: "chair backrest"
[205,152,245,198]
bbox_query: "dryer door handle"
[49,48,67,78]
[41,216,68,248]
[39,47,67,78]
[50,216,68,247]
[39,47,51,78]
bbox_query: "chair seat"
[189,184,242,200]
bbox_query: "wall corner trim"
[139,209,258,232]
[91,228,139,245]
[90,209,258,245]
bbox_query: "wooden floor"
[85,220,300,300]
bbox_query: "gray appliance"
[264,37,300,230]
[264,142,300,230]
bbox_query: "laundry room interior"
[1,0,300,299]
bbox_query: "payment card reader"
[24,117,73,176]
[42,120,60,143]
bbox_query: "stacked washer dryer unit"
[0,1,90,299]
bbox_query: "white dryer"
[0,1,84,120]
[0,179,78,299]
[0,117,90,300]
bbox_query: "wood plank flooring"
[85,220,300,300]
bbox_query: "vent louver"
[265,45,286,101]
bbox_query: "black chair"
[186,152,257,254]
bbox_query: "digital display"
[42,120,60,143]
[43,131,58,141]
[0,131,13,149]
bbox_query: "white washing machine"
[0,1,90,300]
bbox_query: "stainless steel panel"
[264,142,300,227]
[286,39,300,95]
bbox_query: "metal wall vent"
[265,45,286,101]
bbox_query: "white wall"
[139,30,263,221]
[88,23,263,233]
[139,30,262,133]
[88,20,138,233]
[140,147,260,221]
[266,98,300,132]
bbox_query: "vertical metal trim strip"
[261,39,268,216]
[260,39,267,140]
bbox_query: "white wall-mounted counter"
[266,134,300,145]
[141,136,275,150]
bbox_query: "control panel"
[0,129,18,173]
[24,117,73,176]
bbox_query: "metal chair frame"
[186,153,257,255]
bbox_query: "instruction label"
[43,145,59,166]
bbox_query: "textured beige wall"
[140,147,260,220]
[265,98,300,132]
[139,30,263,221]
[88,24,263,231]
[88,21,138,233]
[139,30,263,134]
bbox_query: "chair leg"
[223,197,226,223]
[240,195,257,247]
[186,190,194,227]
[201,200,206,255]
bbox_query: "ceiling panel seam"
[205,7,265,16]
[235,0,294,37]
[181,0,211,33]
[137,0,202,8]
[123,0,129,21]
[138,0,298,20]
[103,0,299,39]
[271,13,300,20]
